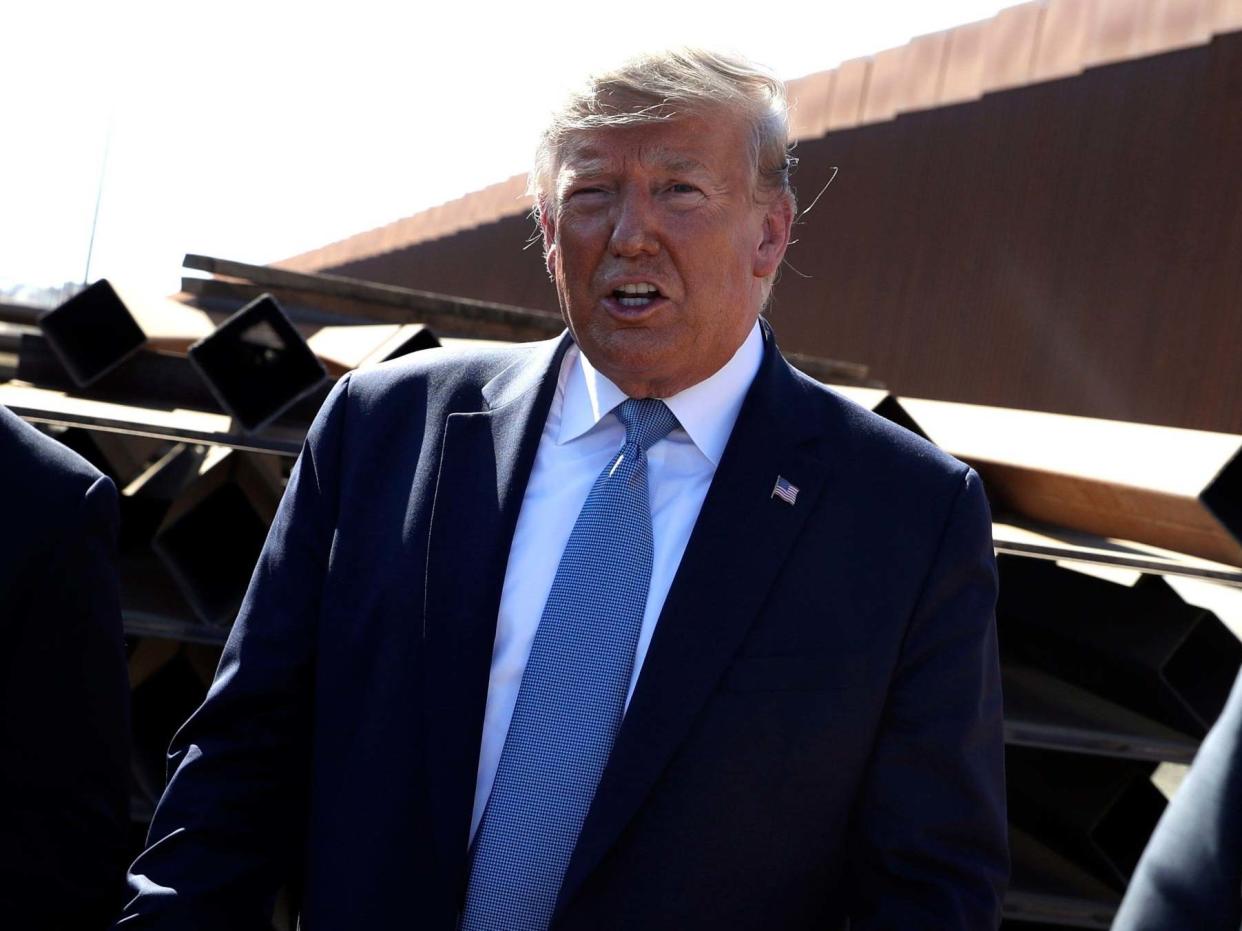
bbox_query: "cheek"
[683,217,756,265]
[554,226,604,274]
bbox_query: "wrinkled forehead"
[557,131,711,178]
[550,109,752,194]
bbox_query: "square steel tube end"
[188,293,327,432]
[39,280,147,386]
[152,451,282,628]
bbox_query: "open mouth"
[612,282,664,308]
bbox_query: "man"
[0,405,131,928]
[120,49,1007,929]
[1111,666,1242,930]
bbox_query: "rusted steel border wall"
[324,32,1242,434]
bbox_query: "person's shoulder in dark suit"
[346,338,556,411]
[0,404,132,929]
[1112,666,1242,930]
[791,365,1009,925]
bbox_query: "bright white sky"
[2,0,1016,298]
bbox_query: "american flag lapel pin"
[771,475,799,506]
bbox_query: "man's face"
[542,109,793,399]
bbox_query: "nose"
[609,188,659,257]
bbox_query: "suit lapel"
[421,334,571,901]
[554,327,835,919]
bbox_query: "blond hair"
[531,48,796,220]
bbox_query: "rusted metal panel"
[1216,0,1242,31]
[824,56,871,131]
[1088,0,1158,66]
[1148,0,1217,51]
[981,2,1046,92]
[786,68,837,140]
[900,396,1242,566]
[899,30,951,113]
[940,18,991,106]
[1033,0,1097,81]
[859,45,909,124]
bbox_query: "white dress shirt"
[467,322,764,841]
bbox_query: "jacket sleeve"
[846,467,1009,929]
[118,375,352,929]
[1110,668,1242,931]
[1,473,130,930]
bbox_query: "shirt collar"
[558,321,764,467]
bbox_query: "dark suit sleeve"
[118,375,352,929]
[1111,668,1242,931]
[0,474,130,929]
[846,468,1009,929]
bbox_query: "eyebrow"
[560,145,711,178]
[658,152,709,175]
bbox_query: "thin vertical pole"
[83,119,113,286]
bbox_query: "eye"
[666,182,700,195]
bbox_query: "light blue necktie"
[460,397,679,931]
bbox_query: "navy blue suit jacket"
[1112,667,1242,930]
[0,404,131,929]
[120,327,1007,929]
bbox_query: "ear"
[752,195,794,279]
[540,206,558,279]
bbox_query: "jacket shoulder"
[0,404,107,499]
[789,367,969,486]
[0,405,115,574]
[341,338,559,412]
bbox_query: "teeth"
[617,282,658,295]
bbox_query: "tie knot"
[616,398,678,452]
